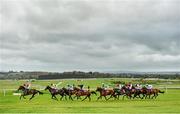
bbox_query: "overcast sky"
[0,0,180,72]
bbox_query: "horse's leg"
[130,94,132,99]
[23,95,26,99]
[68,95,71,100]
[117,95,119,100]
[109,94,116,100]
[60,95,63,101]
[142,94,145,99]
[20,94,25,100]
[65,95,67,100]
[151,93,154,99]
[69,95,71,100]
[133,94,136,99]
[88,96,91,101]
[29,94,35,100]
[97,96,101,101]
[73,95,77,99]
[69,95,73,101]
[77,95,79,100]
[75,94,79,100]
[51,94,54,99]
[20,95,22,100]
[113,94,117,100]
[145,94,148,99]
[122,95,125,100]
[107,95,112,100]
[127,95,129,99]
[138,94,142,99]
[155,93,158,99]
[20,93,26,99]
[118,95,120,100]
[104,96,108,101]
[54,95,58,101]
[82,96,88,101]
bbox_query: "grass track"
[0,79,180,113]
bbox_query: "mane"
[20,85,25,88]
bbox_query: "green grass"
[0,79,180,113]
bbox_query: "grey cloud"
[1,0,180,72]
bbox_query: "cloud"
[0,0,180,72]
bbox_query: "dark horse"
[17,86,43,100]
[61,87,77,100]
[73,87,97,101]
[141,88,165,99]
[120,86,136,100]
[45,86,67,101]
[96,87,115,101]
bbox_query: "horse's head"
[141,88,147,93]
[73,87,80,91]
[18,86,25,91]
[96,87,103,92]
[62,87,66,91]
[132,86,135,89]
[45,85,51,90]
[91,91,97,96]
[121,86,126,89]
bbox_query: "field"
[0,78,180,114]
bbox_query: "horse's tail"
[159,90,165,94]
[38,91,43,95]
[91,91,97,95]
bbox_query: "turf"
[0,79,180,113]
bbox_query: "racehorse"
[45,86,66,101]
[133,89,144,99]
[75,89,96,101]
[96,87,115,101]
[17,85,43,100]
[73,87,97,101]
[61,87,77,100]
[141,88,164,99]
[120,86,135,100]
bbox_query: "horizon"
[1,69,180,73]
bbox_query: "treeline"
[38,71,180,79]
[0,71,180,80]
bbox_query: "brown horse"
[117,86,134,100]
[142,88,165,99]
[96,87,115,101]
[75,89,97,101]
[17,86,43,100]
[45,86,67,101]
[61,87,77,100]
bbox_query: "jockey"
[135,84,142,90]
[146,84,153,92]
[102,83,109,90]
[128,82,133,90]
[125,83,129,89]
[87,86,90,91]
[67,84,73,91]
[51,83,57,89]
[118,84,123,89]
[78,84,84,92]
[114,84,122,93]
[115,84,122,90]
[23,81,31,94]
